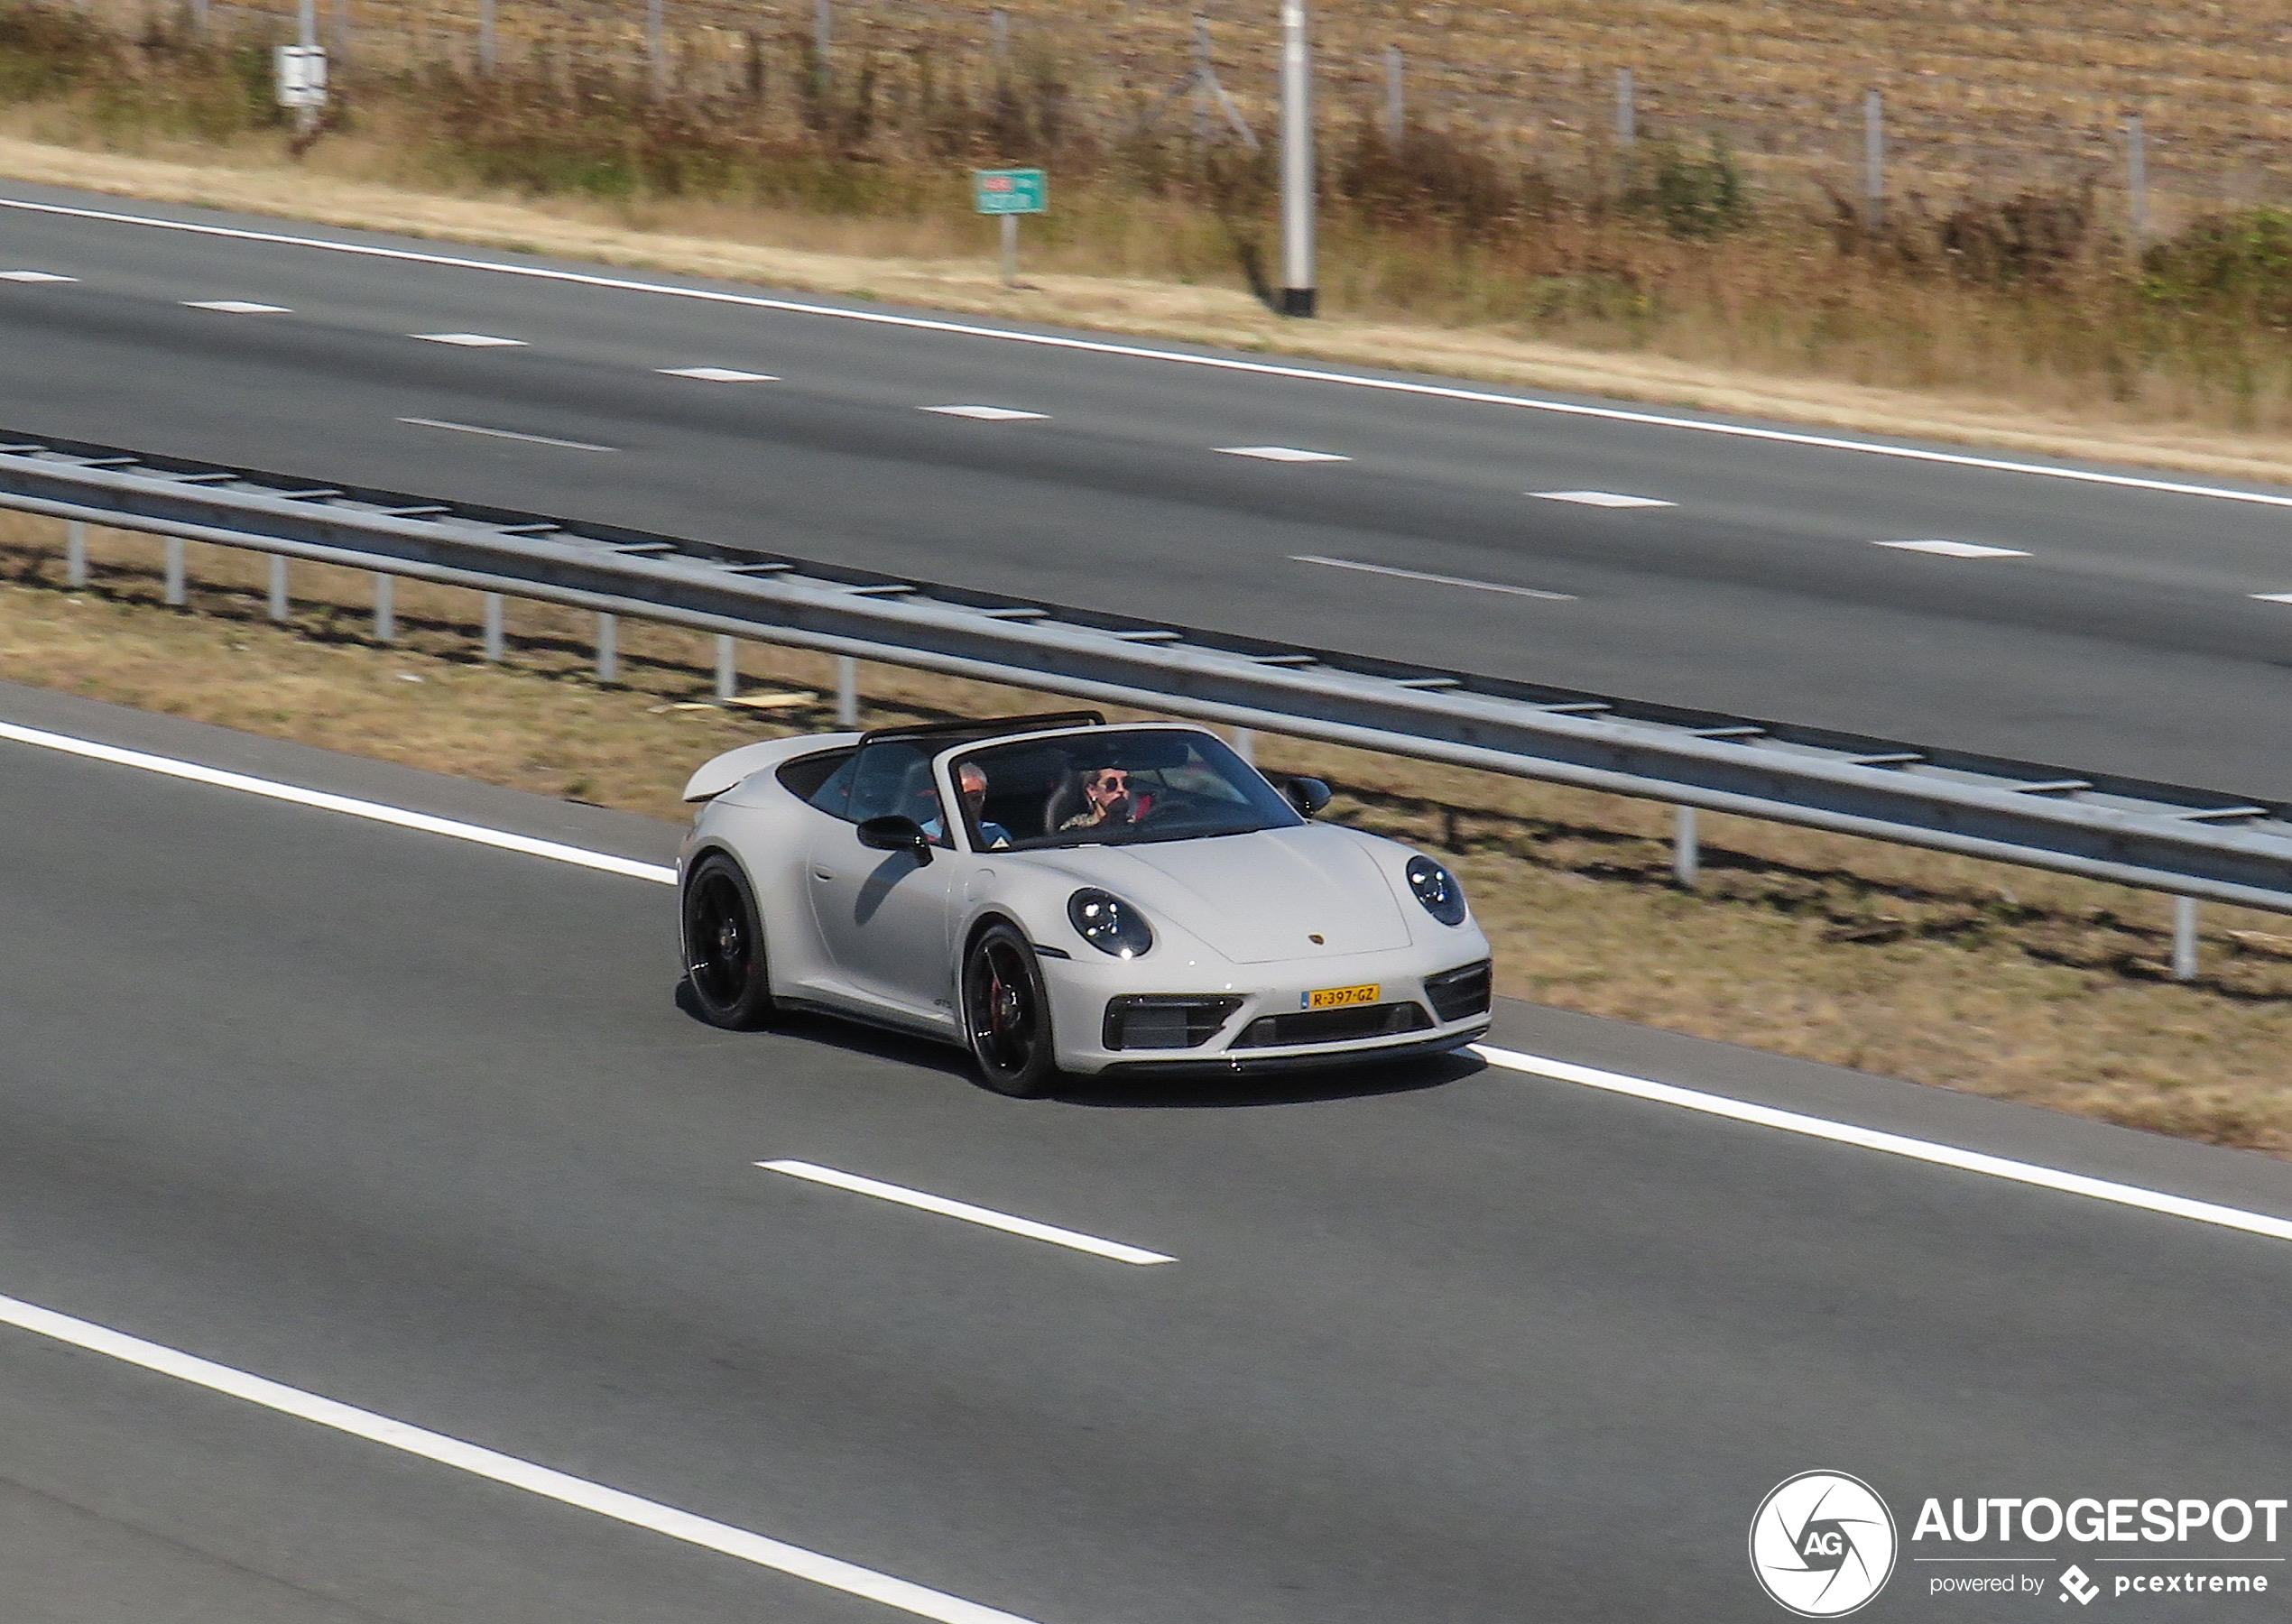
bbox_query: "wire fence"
[105,0,2292,232]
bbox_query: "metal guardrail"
[3,429,2290,930]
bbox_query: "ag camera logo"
[1751,1471,1898,1617]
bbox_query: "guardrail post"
[267,555,289,622]
[836,655,857,727]
[1231,726,1255,763]
[1674,804,1700,888]
[373,575,394,643]
[64,519,86,588]
[715,634,738,700]
[2172,894,2199,982]
[596,613,618,683]
[163,536,186,606]
[481,593,504,662]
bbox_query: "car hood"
[1047,825,1414,964]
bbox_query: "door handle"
[812,868,836,881]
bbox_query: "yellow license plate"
[1303,983,1380,1010]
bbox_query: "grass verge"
[5,516,2289,1154]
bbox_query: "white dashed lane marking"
[397,417,615,452]
[1216,445,1350,463]
[2252,593,2292,604]
[758,1160,1177,1266]
[1291,554,1576,601]
[1874,540,2030,558]
[184,300,291,313]
[921,404,1049,420]
[0,270,75,282]
[1530,490,1673,508]
[660,366,777,382]
[410,331,527,347]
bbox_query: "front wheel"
[961,923,1062,1097]
[681,853,777,1029]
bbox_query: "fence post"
[478,0,495,71]
[2127,115,2148,245]
[1863,88,1883,229]
[1278,0,1317,318]
[647,0,664,94]
[1615,66,1634,149]
[372,574,394,641]
[596,613,618,683]
[64,518,86,588]
[191,0,207,32]
[1673,804,1700,889]
[813,0,830,88]
[991,6,1007,68]
[715,634,738,700]
[164,536,186,606]
[1382,44,1402,143]
[1231,726,1255,764]
[2172,894,2198,982]
[267,555,289,621]
[481,593,504,661]
[835,655,857,727]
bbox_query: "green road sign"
[973,168,1048,215]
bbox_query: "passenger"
[957,761,1012,850]
[1058,765,1151,831]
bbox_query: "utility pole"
[1279,0,1316,317]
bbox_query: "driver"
[1058,764,1152,831]
[920,761,1012,849]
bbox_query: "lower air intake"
[1233,1001,1432,1049]
[1104,995,1244,1051]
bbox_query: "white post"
[372,574,394,642]
[267,555,289,621]
[163,537,186,606]
[647,0,664,95]
[481,592,504,662]
[991,6,1007,67]
[999,214,1018,287]
[2128,115,2148,245]
[191,0,208,32]
[64,519,86,588]
[813,0,830,87]
[1673,805,1699,888]
[478,0,494,71]
[596,613,618,683]
[2172,894,2198,982]
[296,0,319,136]
[714,634,738,700]
[1279,0,1316,318]
[1615,66,1634,148]
[1231,726,1255,764]
[836,655,857,727]
[1863,88,1883,229]
[1382,44,1401,143]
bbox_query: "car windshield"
[951,728,1303,851]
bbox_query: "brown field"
[5,513,2290,1155]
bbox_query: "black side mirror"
[856,814,934,863]
[1285,777,1333,817]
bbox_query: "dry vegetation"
[6,513,2291,1154]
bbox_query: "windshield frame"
[937,724,1305,854]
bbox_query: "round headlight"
[1067,888,1154,958]
[1406,855,1469,926]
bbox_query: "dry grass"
[5,513,2291,1153]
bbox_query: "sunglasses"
[1089,770,1130,790]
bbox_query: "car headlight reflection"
[1406,855,1469,926]
[1067,888,1154,958]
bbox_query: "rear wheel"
[681,854,776,1029]
[962,923,1061,1097]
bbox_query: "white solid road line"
[660,365,778,382]
[0,720,678,885]
[16,714,2291,1252]
[0,268,76,281]
[1216,446,1350,462]
[13,194,2285,511]
[184,300,291,314]
[1472,1044,2292,1247]
[922,404,1049,420]
[1530,490,1674,509]
[1875,540,2029,559]
[410,331,528,347]
[397,416,617,453]
[0,1290,1045,1624]
[760,1161,1176,1265]
[2251,592,2292,604]
[1291,554,1576,601]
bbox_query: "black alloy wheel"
[681,854,776,1029]
[962,922,1061,1097]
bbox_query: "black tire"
[681,853,777,1030]
[961,922,1062,1097]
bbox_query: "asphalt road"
[4,182,2292,794]
[6,678,2292,1623]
